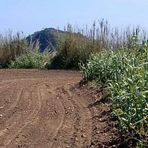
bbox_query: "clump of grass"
[9,43,52,69]
[0,32,28,67]
[80,35,148,147]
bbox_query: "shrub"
[9,48,52,69]
[50,32,95,69]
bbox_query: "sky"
[0,0,148,35]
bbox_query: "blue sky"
[0,0,148,35]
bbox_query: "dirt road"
[0,69,119,148]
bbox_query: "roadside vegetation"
[80,36,148,147]
[0,20,147,147]
[0,32,28,67]
[0,32,52,69]
[9,43,52,69]
[50,20,133,69]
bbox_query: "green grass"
[80,36,148,147]
[9,49,52,69]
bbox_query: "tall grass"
[9,45,52,69]
[0,32,29,67]
[51,20,146,69]
[0,32,52,69]
[9,50,52,69]
[80,36,148,147]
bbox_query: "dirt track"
[0,69,119,148]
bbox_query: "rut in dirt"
[0,69,120,148]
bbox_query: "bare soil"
[0,69,120,148]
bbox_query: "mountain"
[26,28,86,52]
[26,28,66,52]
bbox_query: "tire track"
[51,86,92,148]
[0,88,23,132]
[0,81,42,147]
[51,87,79,148]
[0,81,17,110]
[0,80,14,89]
[8,85,65,148]
[69,89,92,147]
[0,88,29,147]
[47,92,65,148]
[3,86,42,147]
[64,86,92,147]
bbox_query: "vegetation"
[9,48,52,69]
[1,20,142,69]
[0,32,28,67]
[0,32,52,69]
[80,36,148,147]
[50,21,144,69]
[0,20,147,147]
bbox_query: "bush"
[50,29,95,69]
[9,49,52,69]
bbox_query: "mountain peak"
[26,28,64,52]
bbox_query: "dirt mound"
[0,69,120,148]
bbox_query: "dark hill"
[26,28,66,52]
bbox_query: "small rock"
[75,137,78,141]
[81,133,87,138]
